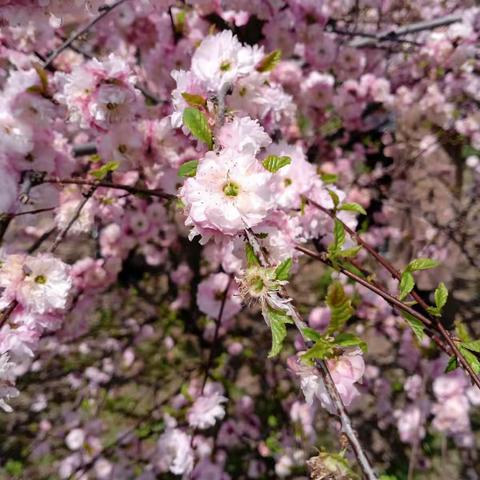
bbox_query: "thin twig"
[43,177,174,201]
[43,0,130,68]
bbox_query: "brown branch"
[43,0,130,68]
[302,200,480,389]
[43,177,174,201]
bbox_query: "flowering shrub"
[0,1,479,479]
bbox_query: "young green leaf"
[181,92,207,107]
[400,311,425,342]
[262,155,291,173]
[328,219,345,256]
[459,346,480,374]
[301,338,334,363]
[444,355,458,373]
[256,49,281,72]
[434,282,448,311]
[334,332,367,353]
[274,258,292,281]
[302,327,322,342]
[265,306,293,358]
[455,321,472,342]
[178,159,199,178]
[406,258,440,272]
[245,243,260,267]
[320,172,338,184]
[339,202,367,216]
[182,107,213,149]
[90,161,119,180]
[327,189,340,208]
[399,271,414,300]
[326,282,353,334]
[462,340,480,353]
[338,245,362,258]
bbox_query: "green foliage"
[245,243,260,267]
[265,306,293,358]
[4,460,23,477]
[91,161,119,180]
[399,271,414,300]
[459,346,480,374]
[328,219,345,258]
[428,282,448,316]
[178,159,199,178]
[262,155,291,173]
[256,49,281,72]
[334,332,367,352]
[462,340,480,353]
[337,245,362,258]
[181,92,206,107]
[406,258,440,272]
[400,311,425,342]
[339,202,367,215]
[445,355,458,373]
[327,189,340,208]
[320,172,338,184]
[326,281,353,334]
[274,258,292,281]
[182,107,213,148]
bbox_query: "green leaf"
[334,332,367,352]
[399,271,414,300]
[256,49,281,72]
[265,306,293,358]
[459,346,480,374]
[444,355,458,373]
[90,161,119,180]
[302,327,322,342]
[328,219,345,258]
[338,245,362,258]
[178,159,198,178]
[339,202,367,215]
[262,155,291,173]
[462,340,480,353]
[301,338,334,363]
[326,282,353,334]
[182,107,213,149]
[274,258,292,281]
[406,258,440,272]
[400,311,425,342]
[181,92,207,107]
[434,282,448,311]
[245,243,260,267]
[327,189,340,208]
[456,321,472,342]
[320,172,338,184]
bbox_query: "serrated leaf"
[426,306,441,317]
[399,271,414,300]
[444,355,458,373]
[181,92,207,107]
[302,327,322,342]
[328,219,345,257]
[339,202,367,215]
[178,159,198,177]
[326,282,353,334]
[459,347,480,374]
[338,245,362,258]
[265,306,293,358]
[434,282,448,311]
[182,107,213,149]
[327,189,340,208]
[334,332,367,352]
[245,243,260,267]
[90,161,119,180]
[262,155,291,173]
[462,340,480,353]
[400,311,425,342]
[455,321,472,342]
[406,258,440,272]
[256,49,281,72]
[274,258,292,281]
[301,338,334,363]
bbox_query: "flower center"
[34,274,47,284]
[118,144,128,154]
[223,181,240,197]
[106,102,118,111]
[220,60,231,72]
[250,275,265,295]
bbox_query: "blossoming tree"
[0,1,479,479]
